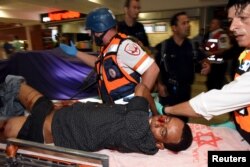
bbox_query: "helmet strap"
[92,30,108,46]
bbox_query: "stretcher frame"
[0,138,109,167]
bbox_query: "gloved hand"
[59,41,77,57]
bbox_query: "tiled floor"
[189,73,230,125]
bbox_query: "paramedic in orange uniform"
[60,8,159,104]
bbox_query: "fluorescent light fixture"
[88,0,101,4]
[0,10,8,17]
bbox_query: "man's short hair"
[211,17,222,27]
[170,12,187,26]
[226,0,250,14]
[124,0,140,8]
[164,123,193,152]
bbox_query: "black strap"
[70,69,98,99]
[160,39,169,73]
[0,98,3,108]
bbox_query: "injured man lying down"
[0,75,192,155]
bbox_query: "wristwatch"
[162,106,171,116]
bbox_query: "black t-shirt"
[3,42,14,54]
[155,37,195,85]
[117,21,150,47]
[52,96,158,155]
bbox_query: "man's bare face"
[126,0,141,20]
[209,19,220,32]
[228,4,250,48]
[150,115,184,145]
[173,15,191,38]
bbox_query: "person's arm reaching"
[163,71,250,120]
[200,59,211,75]
[60,41,97,68]
[75,51,97,68]
[163,101,201,118]
[141,62,159,91]
[134,83,158,116]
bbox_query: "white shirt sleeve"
[117,39,154,75]
[189,71,250,120]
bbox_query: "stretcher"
[0,138,108,167]
[1,49,249,166]
[0,123,249,167]
[94,123,250,167]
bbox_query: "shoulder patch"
[124,43,141,56]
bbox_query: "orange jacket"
[234,51,250,142]
[95,33,140,103]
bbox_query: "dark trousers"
[206,63,228,90]
[159,84,191,123]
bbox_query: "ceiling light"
[88,0,101,4]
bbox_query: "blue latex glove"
[59,41,77,57]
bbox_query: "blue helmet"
[85,8,116,33]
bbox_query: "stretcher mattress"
[94,123,249,167]
[1,123,249,167]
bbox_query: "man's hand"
[53,100,78,110]
[59,41,77,57]
[200,59,211,75]
[157,80,168,97]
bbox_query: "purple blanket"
[0,48,98,100]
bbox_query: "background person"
[204,18,231,90]
[12,36,23,52]
[3,40,14,58]
[154,12,210,122]
[117,0,150,48]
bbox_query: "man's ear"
[171,25,176,32]
[156,142,164,150]
[124,7,128,14]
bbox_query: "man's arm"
[164,71,250,120]
[200,59,211,75]
[118,39,159,91]
[141,62,159,91]
[163,101,201,117]
[60,41,97,68]
[76,51,98,68]
[134,84,158,116]
[18,83,43,111]
[156,76,168,98]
